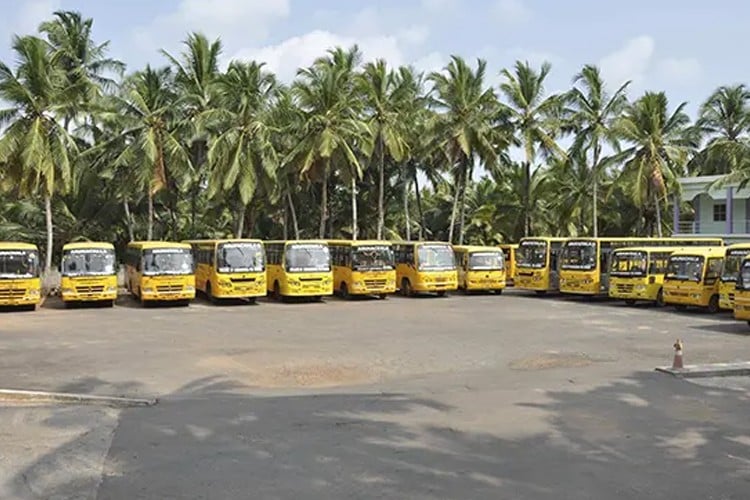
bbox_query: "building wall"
[694,192,748,234]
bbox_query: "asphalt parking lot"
[1,290,750,499]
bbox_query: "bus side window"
[705,258,722,284]
[551,251,558,271]
[405,246,414,266]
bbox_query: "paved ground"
[1,290,750,499]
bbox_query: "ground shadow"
[7,371,750,499]
[0,305,36,313]
[690,321,750,336]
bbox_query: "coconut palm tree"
[290,46,367,239]
[0,35,78,272]
[569,64,629,237]
[205,61,278,237]
[499,60,566,237]
[690,84,750,176]
[428,56,502,244]
[615,91,693,236]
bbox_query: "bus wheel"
[707,295,720,314]
[401,279,412,297]
[107,300,115,308]
[340,282,349,299]
[378,293,387,300]
[674,304,687,311]
[655,289,665,307]
[206,283,216,304]
[494,289,503,295]
[273,281,282,302]
[535,290,547,296]
[436,291,446,297]
[624,299,636,306]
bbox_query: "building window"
[713,203,727,222]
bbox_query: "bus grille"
[615,284,634,294]
[76,285,105,294]
[231,277,256,283]
[729,293,735,302]
[364,279,387,287]
[156,285,183,293]
[0,288,25,298]
[299,277,322,282]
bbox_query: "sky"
[0,0,747,118]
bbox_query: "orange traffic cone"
[672,339,684,369]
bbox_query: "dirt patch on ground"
[509,352,600,371]
[198,356,378,388]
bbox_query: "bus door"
[704,257,722,291]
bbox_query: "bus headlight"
[185,286,195,292]
[29,289,41,296]
[218,279,231,287]
[106,286,117,292]
[62,288,73,295]
[288,278,299,285]
[143,287,154,293]
[634,285,646,291]
[692,293,701,299]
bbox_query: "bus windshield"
[610,251,648,277]
[417,244,456,271]
[286,244,330,272]
[0,249,39,279]
[721,249,750,282]
[561,241,597,271]
[352,246,394,271]
[62,248,115,277]
[468,252,504,271]
[217,242,264,273]
[666,255,704,281]
[517,240,547,268]
[143,248,193,276]
[740,261,750,290]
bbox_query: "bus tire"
[206,283,216,304]
[707,295,720,314]
[494,289,503,295]
[378,293,387,300]
[340,282,349,299]
[107,300,115,308]
[273,281,282,301]
[436,290,446,297]
[624,299,636,306]
[401,278,412,297]
[655,288,665,307]
[746,321,750,328]
[674,304,687,311]
[535,290,547,296]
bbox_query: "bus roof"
[391,240,452,247]
[497,243,518,248]
[453,245,504,253]
[183,239,262,246]
[264,240,329,246]
[327,239,392,247]
[668,247,726,258]
[612,246,695,254]
[127,241,191,250]
[564,237,723,244]
[62,241,114,251]
[519,237,567,243]
[725,243,750,253]
[0,242,38,251]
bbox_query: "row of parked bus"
[510,236,750,325]
[0,239,509,310]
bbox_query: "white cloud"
[492,0,531,24]
[4,0,61,35]
[413,51,447,74]
[599,35,655,87]
[231,30,404,81]
[399,25,430,46]
[657,57,702,84]
[132,0,289,58]
[420,0,457,12]
[505,47,563,66]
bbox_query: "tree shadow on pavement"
[7,372,750,499]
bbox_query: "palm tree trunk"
[404,176,411,240]
[377,135,385,240]
[524,161,531,237]
[319,161,329,238]
[447,158,461,243]
[123,199,135,242]
[287,188,300,239]
[44,193,53,273]
[458,162,469,245]
[235,203,246,238]
[592,141,601,238]
[147,189,154,241]
[413,167,424,240]
[282,203,288,240]
[351,174,358,240]
[654,190,663,237]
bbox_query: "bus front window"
[468,252,504,271]
[143,249,193,276]
[417,245,456,271]
[62,249,115,276]
[218,242,264,273]
[0,250,39,278]
[286,244,330,272]
[739,262,750,290]
[352,246,394,271]
[517,241,547,268]
[561,241,597,270]
[610,251,647,277]
[722,250,750,282]
[666,256,704,282]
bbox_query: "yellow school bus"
[186,239,266,303]
[608,246,682,306]
[0,242,41,310]
[498,243,517,286]
[124,241,195,305]
[265,240,333,299]
[719,244,750,310]
[560,237,724,296]
[663,246,725,312]
[453,245,505,293]
[515,237,566,294]
[60,241,117,306]
[328,240,396,299]
[732,255,750,326]
[393,241,457,296]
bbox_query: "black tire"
[535,290,547,296]
[674,304,687,311]
[340,282,350,299]
[273,281,283,301]
[624,299,636,306]
[494,289,503,295]
[64,301,74,309]
[436,290,446,297]
[107,300,115,308]
[378,293,387,300]
[707,294,720,314]
[401,278,412,297]
[247,297,257,305]
[655,288,665,307]
[746,321,750,328]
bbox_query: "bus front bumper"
[465,279,505,291]
[0,293,40,306]
[350,282,397,295]
[413,281,458,293]
[214,282,267,299]
[663,290,704,307]
[141,288,195,302]
[734,299,750,320]
[62,289,117,302]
